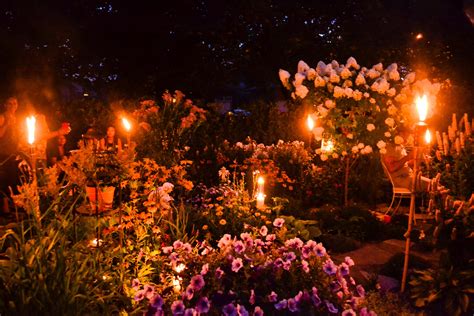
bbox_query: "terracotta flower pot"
[86,186,115,212]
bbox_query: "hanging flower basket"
[86,186,115,212]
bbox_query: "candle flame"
[415,95,428,122]
[307,115,315,131]
[122,117,131,131]
[26,116,36,145]
[425,129,431,144]
[257,176,265,186]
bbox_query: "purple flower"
[314,243,327,257]
[253,306,264,316]
[273,218,285,228]
[184,308,195,316]
[356,284,366,297]
[301,245,312,259]
[329,281,341,292]
[273,258,284,268]
[201,263,209,275]
[283,252,296,262]
[190,275,205,291]
[222,303,237,316]
[339,263,350,276]
[236,304,249,316]
[274,299,287,310]
[233,240,246,254]
[144,284,155,300]
[268,291,278,302]
[132,278,141,290]
[150,294,164,309]
[259,225,268,236]
[231,258,243,272]
[173,240,183,250]
[185,285,194,300]
[311,287,321,307]
[195,297,210,313]
[323,260,337,276]
[294,291,303,303]
[325,301,338,314]
[215,267,224,279]
[134,289,146,301]
[342,309,357,316]
[288,298,299,312]
[345,256,355,266]
[171,300,185,315]
[249,289,256,305]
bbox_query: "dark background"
[0,0,473,116]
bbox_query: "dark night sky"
[0,0,473,110]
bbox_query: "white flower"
[295,85,309,99]
[316,61,326,75]
[384,132,391,138]
[294,73,305,86]
[344,87,354,98]
[373,63,383,72]
[329,71,340,83]
[352,90,363,101]
[358,143,365,149]
[386,88,396,97]
[298,60,310,73]
[366,124,375,132]
[331,60,340,68]
[351,146,359,153]
[346,57,359,69]
[394,135,404,145]
[307,68,317,80]
[387,105,397,115]
[377,140,387,149]
[404,72,416,84]
[314,76,326,87]
[279,69,291,87]
[363,92,370,98]
[385,117,395,127]
[369,98,376,104]
[363,145,373,154]
[371,78,389,94]
[317,105,329,117]
[340,67,351,79]
[367,69,380,79]
[380,148,387,154]
[325,100,335,109]
[332,153,339,159]
[320,154,328,161]
[333,86,345,98]
[355,73,366,86]
[341,151,348,156]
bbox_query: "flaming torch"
[122,117,132,147]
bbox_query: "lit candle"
[26,116,36,145]
[122,117,132,146]
[257,176,265,194]
[256,192,265,209]
[424,129,431,144]
[415,95,428,122]
[307,115,315,131]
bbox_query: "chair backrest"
[380,156,398,189]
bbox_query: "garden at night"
[0,1,473,315]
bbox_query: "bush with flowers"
[133,90,207,166]
[279,57,445,205]
[128,219,377,316]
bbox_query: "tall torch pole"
[401,95,429,292]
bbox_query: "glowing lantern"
[415,95,428,122]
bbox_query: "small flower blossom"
[377,140,386,149]
[233,240,246,254]
[323,260,338,275]
[339,262,350,276]
[222,303,237,316]
[384,131,391,138]
[274,299,288,310]
[288,298,299,312]
[394,135,404,145]
[134,289,146,302]
[295,84,309,99]
[326,301,339,314]
[385,117,395,127]
[268,291,278,302]
[357,284,366,297]
[171,300,185,315]
[345,256,355,266]
[201,263,209,275]
[249,289,256,305]
[231,258,244,272]
[215,267,224,279]
[259,225,268,236]
[190,275,205,291]
[366,123,375,132]
[273,218,285,228]
[301,260,310,273]
[184,308,195,316]
[132,278,140,290]
[195,297,210,313]
[151,294,164,309]
[253,306,264,316]
[314,243,327,257]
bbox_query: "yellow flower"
[219,219,227,225]
[216,206,224,212]
[216,211,223,217]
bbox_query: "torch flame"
[257,176,265,186]
[122,117,131,131]
[26,116,36,145]
[425,129,431,144]
[415,95,428,122]
[307,115,315,131]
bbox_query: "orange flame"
[122,117,131,131]
[416,95,428,122]
[26,116,36,145]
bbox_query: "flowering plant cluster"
[133,90,207,165]
[279,57,443,160]
[130,219,376,316]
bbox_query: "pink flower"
[259,225,268,236]
[200,263,209,275]
[273,218,285,228]
[231,258,243,272]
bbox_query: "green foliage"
[365,291,424,316]
[378,253,430,281]
[409,258,474,316]
[279,215,321,240]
